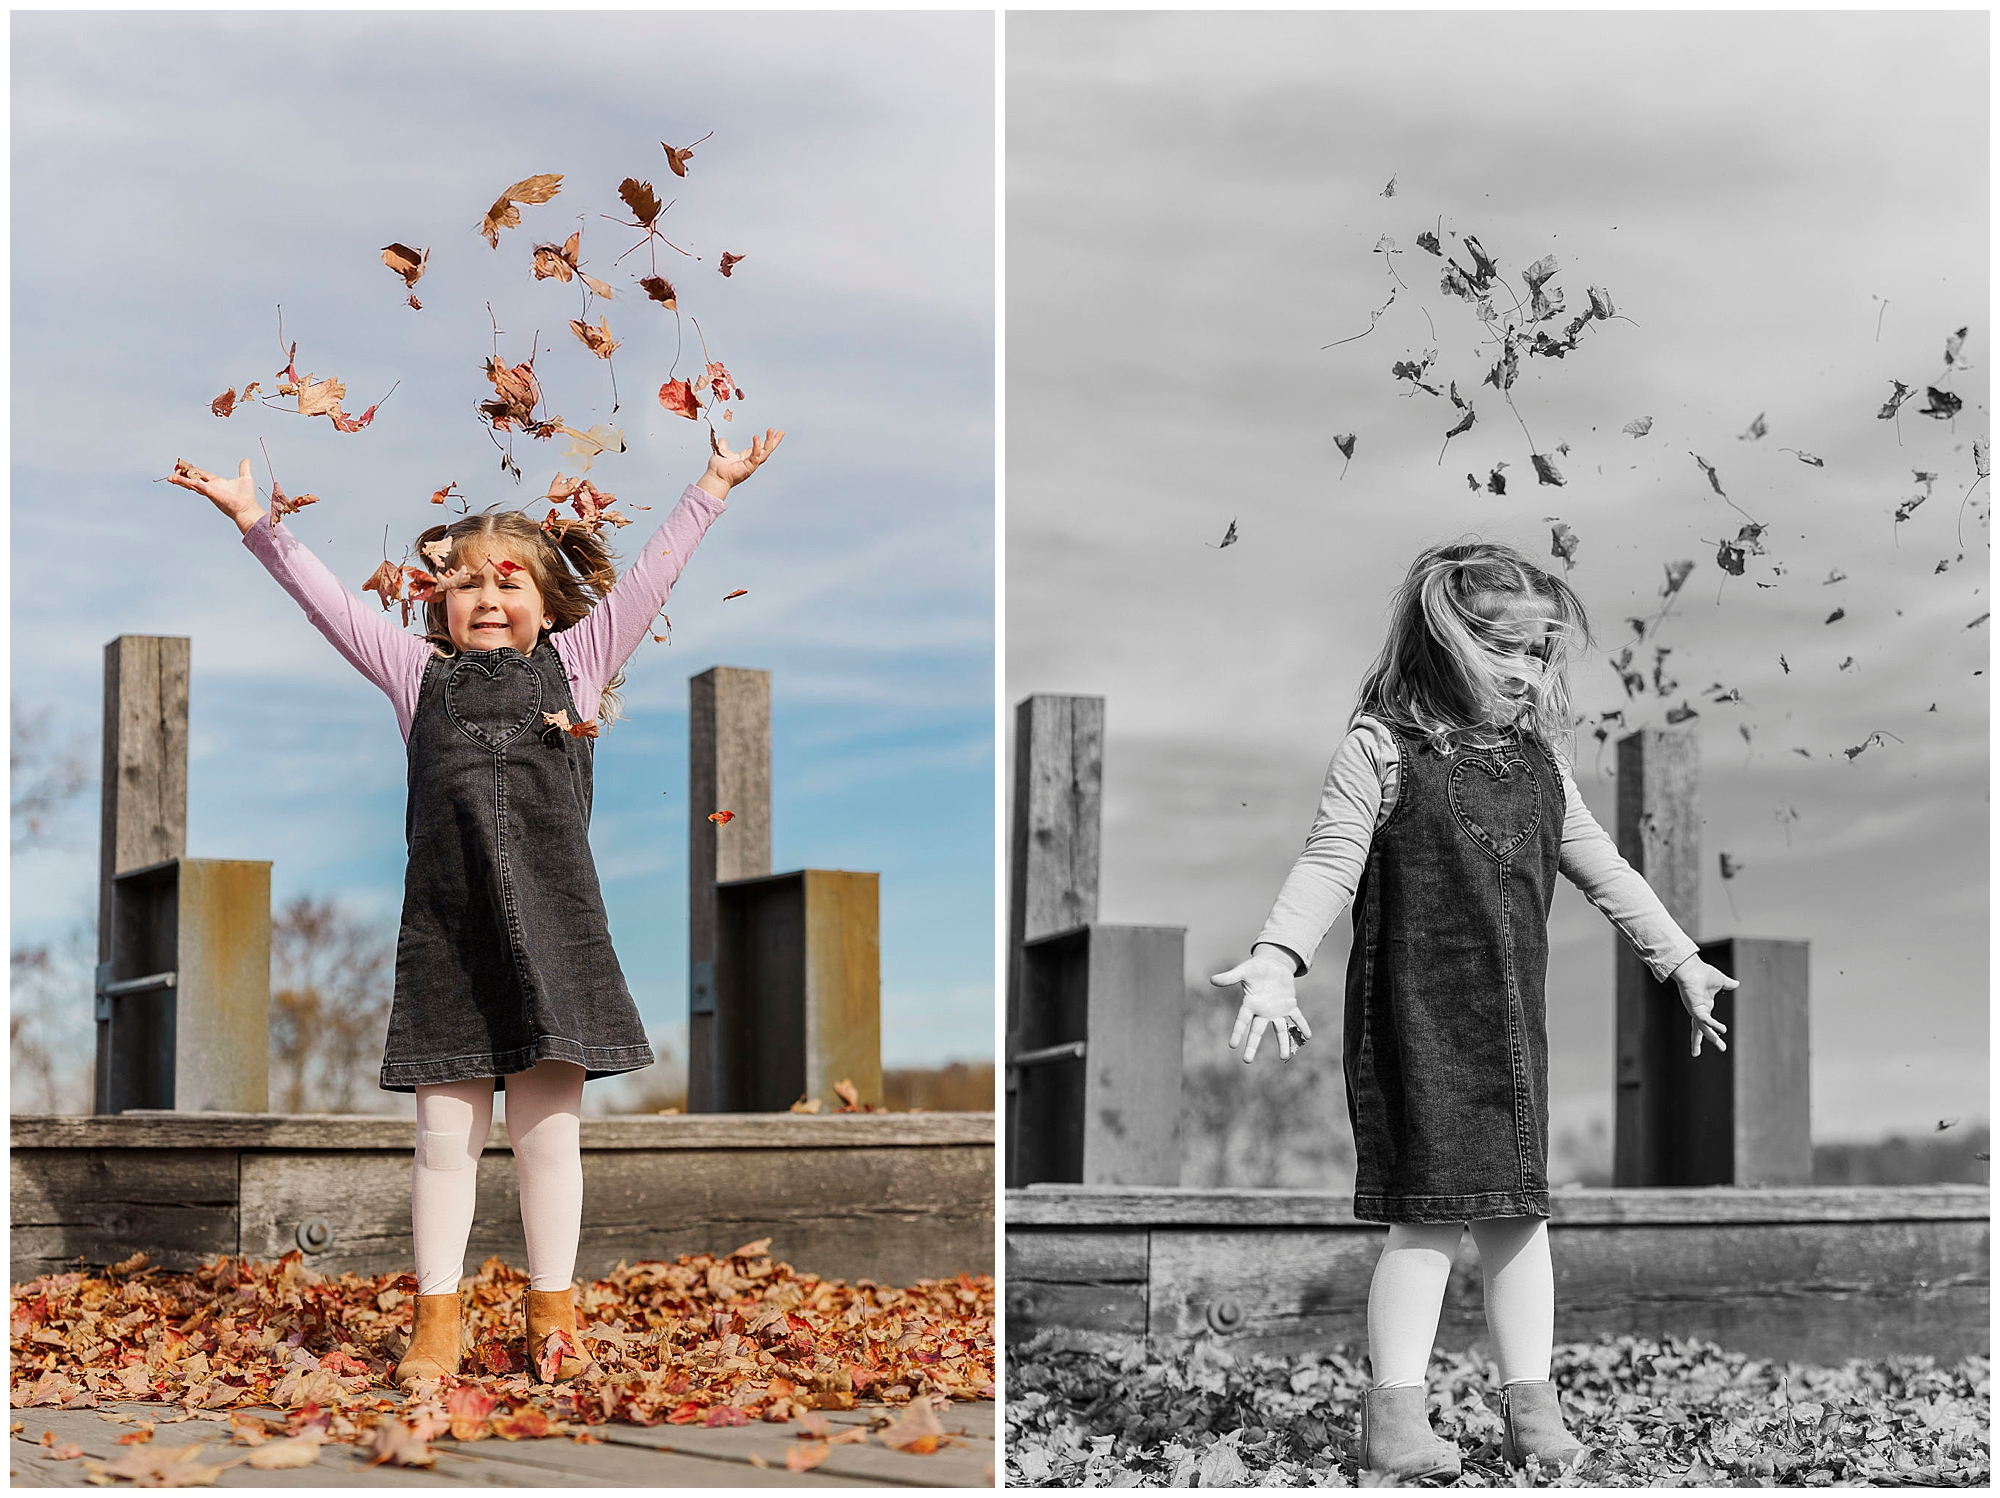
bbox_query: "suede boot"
[525,1287,589,1382]
[1501,1380,1585,1471]
[1360,1385,1462,1483]
[394,1293,463,1385]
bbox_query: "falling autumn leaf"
[380,243,428,289]
[1691,453,1725,496]
[210,382,259,418]
[1664,701,1699,725]
[291,375,346,418]
[1547,521,1579,571]
[696,360,743,403]
[709,810,735,825]
[638,275,677,310]
[1215,519,1240,549]
[723,588,749,601]
[569,315,620,360]
[1334,433,1357,459]
[661,131,713,178]
[1878,380,1916,420]
[1661,559,1695,597]
[1623,416,1654,437]
[1825,608,1845,624]
[362,560,404,613]
[1919,386,1963,419]
[1738,412,1768,441]
[479,173,563,248]
[658,377,701,420]
[719,252,746,277]
[560,423,626,471]
[428,483,461,510]
[1531,453,1565,487]
[1718,853,1744,880]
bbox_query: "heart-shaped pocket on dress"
[445,650,544,750]
[1449,753,1541,861]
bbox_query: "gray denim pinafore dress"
[379,641,654,1092]
[1342,721,1562,1223]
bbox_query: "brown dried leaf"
[639,275,677,310]
[293,376,346,418]
[246,1434,325,1470]
[480,173,563,248]
[380,243,428,289]
[618,177,663,228]
[878,1396,947,1454]
[719,252,746,278]
[661,131,711,178]
[569,316,620,360]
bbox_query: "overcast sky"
[11,12,994,1080]
[1007,11,1987,1144]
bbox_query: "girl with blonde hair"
[1212,539,1737,1479]
[168,429,782,1385]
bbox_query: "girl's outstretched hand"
[1671,956,1740,1057]
[698,427,785,499]
[1212,944,1311,1064]
[166,458,266,534]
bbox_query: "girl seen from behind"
[1211,540,1738,1481]
[167,429,781,1386]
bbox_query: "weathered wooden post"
[93,636,270,1115]
[688,667,882,1112]
[1612,728,1811,1186]
[1007,694,1183,1187]
[688,667,773,1112]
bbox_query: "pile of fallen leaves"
[12,1243,992,1477]
[1005,1334,1989,1487]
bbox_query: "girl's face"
[443,544,546,654]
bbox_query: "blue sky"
[1007,11,1988,1144]
[11,12,995,1083]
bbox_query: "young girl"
[1211,540,1737,1480]
[167,428,783,1386]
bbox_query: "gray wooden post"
[94,636,269,1114]
[1007,694,1182,1187]
[95,637,190,1114]
[687,668,772,1112]
[1613,728,1810,1186]
[1613,728,1702,1184]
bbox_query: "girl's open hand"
[1671,955,1740,1057]
[699,427,785,498]
[166,458,265,534]
[1211,945,1311,1064]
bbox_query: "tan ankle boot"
[1360,1386,1461,1483]
[1501,1380,1585,1471]
[394,1293,463,1384]
[525,1287,589,1382]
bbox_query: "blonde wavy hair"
[1353,539,1591,756]
[414,510,629,727]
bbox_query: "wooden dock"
[1007,1183,1990,1364]
[8,1396,994,1488]
[11,1112,994,1287]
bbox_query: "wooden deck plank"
[7,1399,991,1488]
[1007,1182,1989,1226]
[11,1113,994,1153]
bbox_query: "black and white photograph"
[1003,11,1987,1488]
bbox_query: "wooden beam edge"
[11,1112,996,1152]
[1005,1183,1990,1227]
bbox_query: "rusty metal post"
[688,668,772,1113]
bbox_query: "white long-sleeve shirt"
[1254,716,1700,981]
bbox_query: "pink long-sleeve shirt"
[1254,716,1700,982]
[241,483,726,738]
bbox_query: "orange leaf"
[580,272,616,300]
[446,1384,497,1442]
[380,243,427,289]
[532,244,575,283]
[723,589,748,601]
[658,377,700,420]
[703,1406,751,1427]
[429,482,460,508]
[568,316,620,360]
[480,173,563,248]
[292,375,346,418]
[489,1405,551,1441]
[363,1419,435,1467]
[719,252,745,278]
[787,1441,831,1471]
[361,560,403,612]
[834,1078,860,1109]
[708,810,735,825]
[877,1396,946,1454]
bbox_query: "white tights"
[1367,1217,1554,1388]
[410,1060,585,1296]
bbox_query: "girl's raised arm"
[554,428,783,721]
[167,458,430,738]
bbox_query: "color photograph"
[1003,11,1987,1488]
[11,11,995,1485]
